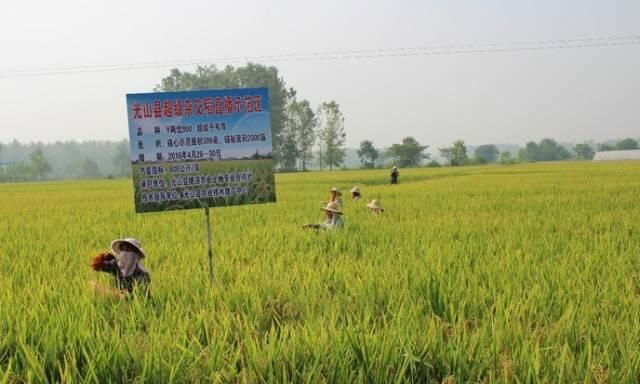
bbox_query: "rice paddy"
[1,161,639,382]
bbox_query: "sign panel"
[126,88,275,213]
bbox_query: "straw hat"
[330,187,343,196]
[321,201,343,214]
[392,166,398,170]
[351,186,360,193]
[111,238,147,258]
[366,199,384,211]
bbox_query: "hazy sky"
[0,0,638,150]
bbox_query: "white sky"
[0,0,638,149]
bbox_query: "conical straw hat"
[366,199,384,210]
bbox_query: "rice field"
[1,161,639,383]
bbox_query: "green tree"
[616,138,639,150]
[4,161,32,182]
[30,147,51,180]
[450,140,468,166]
[472,156,488,165]
[519,141,539,162]
[439,147,452,165]
[113,139,131,177]
[81,157,101,178]
[357,140,379,168]
[386,137,429,167]
[317,101,346,171]
[574,144,595,160]
[474,144,499,163]
[538,138,571,161]
[288,99,317,171]
[520,139,570,162]
[156,64,293,164]
[278,129,299,171]
[598,143,616,151]
[500,151,514,164]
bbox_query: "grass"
[0,161,639,382]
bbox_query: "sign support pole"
[204,205,214,285]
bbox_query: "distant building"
[593,150,640,161]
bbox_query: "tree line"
[1,62,637,181]
[1,136,637,182]
[0,140,130,182]
[356,136,639,168]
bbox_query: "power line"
[4,34,639,75]
[0,34,639,79]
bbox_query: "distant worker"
[90,238,151,298]
[351,186,362,201]
[367,199,385,214]
[390,166,400,184]
[327,187,344,207]
[303,201,344,231]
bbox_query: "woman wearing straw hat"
[303,201,344,230]
[350,186,362,201]
[367,199,385,214]
[327,187,344,208]
[90,238,151,298]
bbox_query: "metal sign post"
[204,205,214,285]
[125,88,276,287]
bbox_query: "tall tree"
[287,99,317,171]
[538,138,571,161]
[3,162,32,182]
[29,147,52,180]
[616,138,639,150]
[500,151,513,164]
[520,139,571,162]
[439,147,452,165]
[519,141,540,162]
[574,143,595,160]
[386,137,429,167]
[317,101,346,171]
[598,143,616,151]
[113,139,131,177]
[156,64,294,164]
[450,140,468,166]
[81,158,101,178]
[474,144,499,163]
[278,126,299,171]
[357,140,379,168]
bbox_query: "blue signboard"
[126,88,276,213]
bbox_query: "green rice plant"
[0,161,639,382]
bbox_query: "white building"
[593,150,640,161]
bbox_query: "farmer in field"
[329,187,344,207]
[91,238,151,298]
[367,199,385,214]
[390,166,400,184]
[351,186,362,201]
[303,201,344,231]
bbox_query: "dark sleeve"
[138,272,151,286]
[118,271,151,297]
[97,259,119,276]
